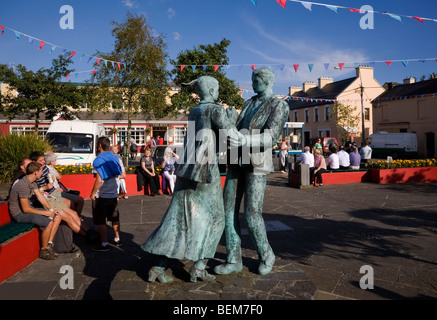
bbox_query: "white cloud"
[241,18,369,92]
[173,32,181,41]
[122,0,137,8]
[167,8,176,19]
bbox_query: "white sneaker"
[123,195,128,199]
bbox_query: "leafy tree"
[419,73,437,81]
[170,38,244,111]
[0,55,87,129]
[329,102,361,143]
[89,12,170,165]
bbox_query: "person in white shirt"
[337,146,350,170]
[297,146,315,182]
[297,146,314,168]
[327,145,340,170]
[359,141,372,167]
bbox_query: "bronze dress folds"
[141,102,235,261]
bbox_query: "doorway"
[425,132,435,158]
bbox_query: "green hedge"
[0,133,52,183]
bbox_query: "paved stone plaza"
[1,173,437,302]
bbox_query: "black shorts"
[92,198,120,225]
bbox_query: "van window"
[46,133,94,154]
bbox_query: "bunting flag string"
[174,57,437,73]
[0,24,126,70]
[256,0,437,25]
[65,69,97,80]
[279,92,437,103]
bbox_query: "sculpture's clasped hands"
[228,129,247,147]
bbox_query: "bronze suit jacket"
[235,95,290,175]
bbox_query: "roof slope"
[288,77,356,109]
[376,78,437,100]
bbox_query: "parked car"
[151,145,177,167]
[309,137,339,155]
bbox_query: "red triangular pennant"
[276,0,286,9]
[180,65,186,71]
[214,65,219,72]
[349,8,362,13]
[293,64,299,73]
[0,25,4,36]
[92,70,96,75]
[251,65,256,70]
[385,61,392,66]
[117,62,121,70]
[37,41,45,50]
[66,73,69,80]
[338,63,345,70]
[68,51,76,60]
[412,16,424,24]
[96,58,101,66]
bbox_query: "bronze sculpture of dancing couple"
[141,68,289,283]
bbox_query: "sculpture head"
[252,68,275,94]
[182,76,219,102]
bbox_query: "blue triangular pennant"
[402,60,409,67]
[324,63,330,70]
[326,5,339,13]
[308,64,314,72]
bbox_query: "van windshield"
[46,133,94,154]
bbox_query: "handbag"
[58,181,81,196]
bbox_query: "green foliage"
[0,133,52,183]
[0,56,88,128]
[329,102,361,141]
[89,13,171,120]
[170,38,244,111]
[88,12,170,167]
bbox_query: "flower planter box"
[369,167,437,184]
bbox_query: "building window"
[325,105,331,121]
[115,127,146,145]
[294,110,298,122]
[174,126,186,145]
[11,126,48,139]
[364,108,370,121]
[314,107,319,122]
[305,109,309,123]
[130,127,145,145]
[104,127,115,146]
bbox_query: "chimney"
[403,77,416,85]
[303,81,316,92]
[356,65,374,80]
[288,86,301,96]
[318,77,333,90]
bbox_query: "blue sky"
[0,0,436,97]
